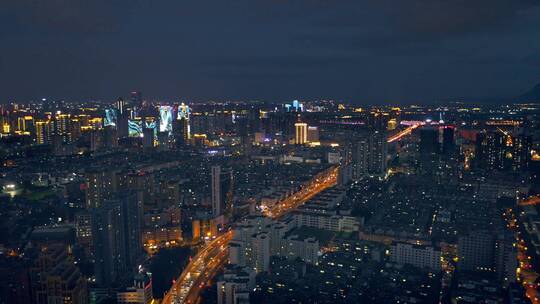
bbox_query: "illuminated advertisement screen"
[177,103,190,120]
[145,121,156,129]
[104,109,117,127]
[146,120,158,137]
[159,106,173,133]
[128,119,142,137]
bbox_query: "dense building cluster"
[0,96,539,304]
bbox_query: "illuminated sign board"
[104,109,117,127]
[159,106,173,133]
[128,119,142,137]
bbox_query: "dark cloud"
[1,0,540,103]
[2,0,143,35]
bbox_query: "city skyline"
[1,98,539,304]
[2,2,540,304]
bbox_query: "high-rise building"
[418,127,440,171]
[495,231,517,286]
[173,117,190,147]
[474,130,531,172]
[117,114,129,138]
[36,261,88,304]
[92,192,142,287]
[352,136,369,179]
[338,163,353,186]
[284,100,303,112]
[75,211,93,249]
[142,127,154,148]
[85,168,121,209]
[116,97,126,115]
[509,134,532,171]
[419,128,439,155]
[475,131,505,171]
[17,115,34,134]
[103,126,118,149]
[368,130,388,175]
[307,126,319,142]
[211,166,234,217]
[127,171,156,211]
[252,232,270,273]
[442,126,455,155]
[32,245,88,304]
[294,122,308,145]
[71,117,83,141]
[35,120,50,145]
[0,112,10,134]
[53,113,72,143]
[229,216,273,273]
[367,112,389,131]
[90,130,103,151]
[158,105,173,134]
[91,203,121,287]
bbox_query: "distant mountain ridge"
[518,82,540,102]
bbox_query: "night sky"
[2,0,540,103]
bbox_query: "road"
[519,195,540,206]
[264,166,339,218]
[161,166,338,304]
[504,207,540,304]
[387,122,424,143]
[161,231,233,304]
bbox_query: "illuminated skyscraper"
[104,109,118,127]
[284,99,303,112]
[128,119,143,137]
[17,116,33,134]
[116,97,126,115]
[177,102,190,120]
[173,117,189,147]
[35,120,50,144]
[159,105,173,134]
[53,113,72,143]
[173,103,190,147]
[294,122,308,145]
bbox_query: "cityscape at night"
[2,1,540,304]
